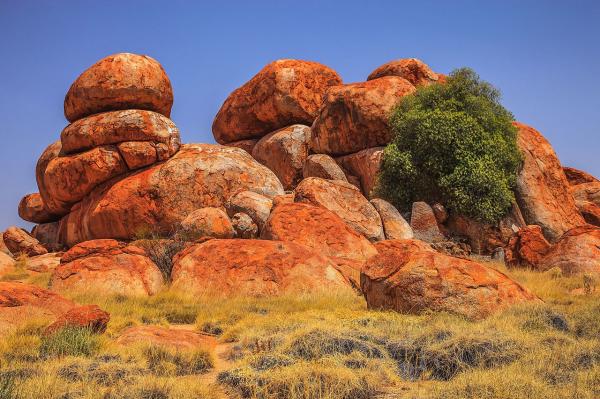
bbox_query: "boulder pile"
[2,53,598,326]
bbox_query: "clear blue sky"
[1,0,599,229]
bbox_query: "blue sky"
[1,0,599,228]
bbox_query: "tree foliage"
[376,68,522,223]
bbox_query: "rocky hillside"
[1,53,599,335]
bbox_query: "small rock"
[370,199,413,240]
[231,213,258,239]
[303,154,348,181]
[226,191,273,232]
[3,226,48,257]
[410,202,444,243]
[45,304,110,335]
[180,208,235,240]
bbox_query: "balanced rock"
[45,304,110,335]
[226,190,274,231]
[61,109,180,155]
[3,226,47,256]
[64,53,173,122]
[252,124,311,190]
[180,208,234,240]
[58,144,284,246]
[570,181,600,226]
[336,147,384,197]
[514,122,585,241]
[410,202,444,243]
[294,177,384,242]
[18,193,59,224]
[0,282,75,334]
[563,166,598,186]
[370,199,413,240]
[302,154,347,181]
[231,213,258,239]
[505,225,551,269]
[171,239,353,296]
[50,239,164,296]
[360,240,539,319]
[213,59,342,144]
[367,58,442,86]
[310,76,415,155]
[538,226,600,275]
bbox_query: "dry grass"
[0,260,599,398]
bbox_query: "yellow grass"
[0,261,599,398]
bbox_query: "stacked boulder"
[563,166,600,226]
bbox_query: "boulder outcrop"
[226,190,274,232]
[252,124,311,190]
[361,240,539,319]
[514,122,585,241]
[49,239,164,296]
[505,225,551,269]
[213,59,342,144]
[18,193,59,224]
[570,182,600,226]
[370,199,413,240]
[64,53,173,122]
[538,226,600,275]
[310,76,415,155]
[171,239,353,296]
[294,177,384,241]
[335,147,383,197]
[302,154,348,181]
[367,58,442,86]
[563,166,598,186]
[180,208,235,240]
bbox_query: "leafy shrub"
[376,68,522,223]
[39,326,100,359]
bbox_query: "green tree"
[376,68,522,223]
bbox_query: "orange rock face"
[225,139,258,154]
[58,144,284,246]
[367,58,441,86]
[539,226,600,275]
[3,226,48,256]
[60,109,180,155]
[64,53,173,122]
[563,166,598,186]
[335,147,384,197]
[361,240,539,319]
[570,182,600,226]
[18,193,59,224]
[36,141,71,216]
[303,154,348,181]
[310,77,415,155]
[505,225,552,269]
[180,208,235,240]
[0,282,76,333]
[171,239,353,296]
[263,202,378,263]
[115,325,217,351]
[514,122,585,241]
[50,239,164,296]
[252,124,311,190]
[212,59,342,144]
[45,304,110,335]
[294,177,384,242]
[370,199,413,240]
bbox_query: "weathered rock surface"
[302,154,348,181]
[336,147,383,197]
[180,208,234,240]
[25,252,62,273]
[226,190,274,232]
[310,77,415,155]
[60,109,180,155]
[370,199,413,240]
[514,122,585,241]
[31,222,62,252]
[115,325,216,351]
[0,282,75,334]
[171,239,353,296]
[294,177,384,241]
[225,139,258,154]
[36,141,71,216]
[64,53,173,122]
[231,213,258,239]
[563,166,598,186]
[570,182,600,226]
[505,225,551,269]
[45,304,110,335]
[50,239,164,296]
[432,203,448,224]
[58,144,284,246]
[213,59,342,144]
[361,240,539,319]
[410,202,444,243]
[252,124,311,190]
[18,193,59,224]
[3,226,48,256]
[538,226,600,275]
[367,58,441,86]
